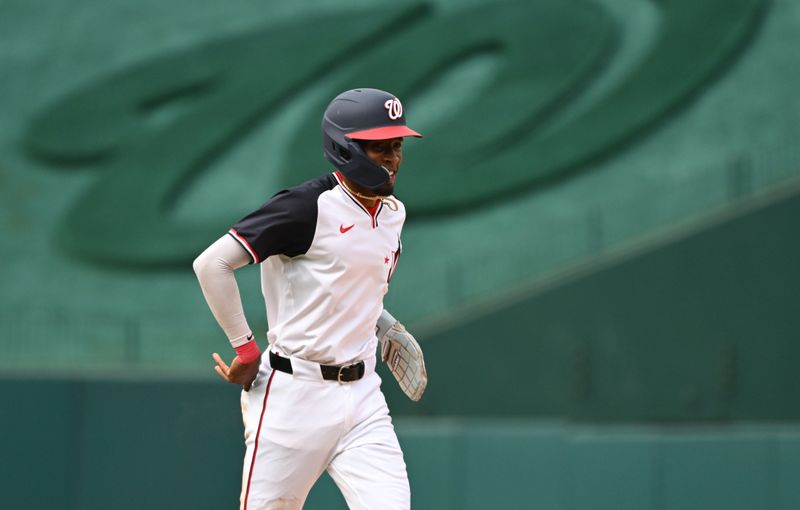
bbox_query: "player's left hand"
[212,352,260,391]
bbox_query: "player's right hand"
[212,352,260,391]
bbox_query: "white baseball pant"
[239,351,410,510]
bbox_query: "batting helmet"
[322,88,422,191]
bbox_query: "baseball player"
[193,88,425,510]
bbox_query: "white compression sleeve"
[193,234,255,347]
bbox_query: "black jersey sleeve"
[228,174,335,263]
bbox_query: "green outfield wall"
[386,180,800,420]
[2,380,800,510]
[3,180,799,510]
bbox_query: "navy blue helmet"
[322,88,422,191]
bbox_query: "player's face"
[362,137,403,196]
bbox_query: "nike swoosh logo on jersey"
[340,224,355,233]
[246,333,253,341]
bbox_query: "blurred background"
[1,0,799,508]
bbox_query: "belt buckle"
[337,362,361,383]
[337,364,349,383]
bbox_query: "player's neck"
[338,174,381,209]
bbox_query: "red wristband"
[234,339,261,364]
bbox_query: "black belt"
[269,351,365,383]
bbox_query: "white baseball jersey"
[220,171,410,509]
[228,171,404,365]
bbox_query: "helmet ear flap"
[325,137,358,163]
[338,138,389,190]
[345,138,367,161]
[337,144,352,162]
